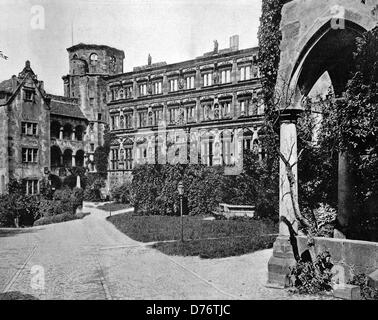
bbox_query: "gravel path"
[0,204,328,300]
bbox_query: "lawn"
[107,214,278,259]
[97,202,131,212]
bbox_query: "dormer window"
[90,53,98,66]
[23,88,35,102]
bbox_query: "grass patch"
[151,236,276,259]
[97,202,131,212]
[107,213,277,258]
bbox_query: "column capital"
[279,109,303,124]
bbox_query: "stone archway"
[63,149,73,167]
[51,145,62,167]
[267,0,378,288]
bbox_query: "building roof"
[106,46,259,80]
[67,43,125,57]
[0,78,13,93]
[48,95,87,120]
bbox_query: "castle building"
[105,35,264,188]
[0,35,264,194]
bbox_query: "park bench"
[214,203,255,219]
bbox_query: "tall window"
[169,79,178,92]
[187,105,196,123]
[21,122,38,136]
[110,88,117,101]
[153,81,162,95]
[203,73,212,87]
[111,114,120,130]
[240,65,251,81]
[138,111,148,128]
[220,69,231,84]
[125,113,133,129]
[169,108,178,124]
[220,101,232,118]
[22,148,38,164]
[186,75,195,89]
[239,98,251,116]
[25,180,39,195]
[111,149,119,170]
[125,86,133,98]
[153,109,163,125]
[139,83,147,96]
[125,148,133,170]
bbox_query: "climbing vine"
[257,0,284,109]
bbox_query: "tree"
[94,124,115,178]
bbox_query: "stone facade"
[105,37,264,189]
[0,38,263,194]
[268,0,378,288]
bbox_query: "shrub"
[111,182,131,203]
[0,193,40,227]
[289,251,334,295]
[72,187,84,209]
[33,213,76,226]
[84,179,104,201]
[39,179,54,200]
[348,273,378,300]
[38,199,64,218]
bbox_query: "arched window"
[90,53,98,66]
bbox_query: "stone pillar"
[196,98,201,123]
[72,154,76,167]
[232,93,238,120]
[267,110,301,288]
[337,151,354,237]
[71,128,76,141]
[231,59,237,84]
[59,127,63,140]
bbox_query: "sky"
[0,0,262,95]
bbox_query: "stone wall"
[296,236,378,281]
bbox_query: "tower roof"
[67,43,125,58]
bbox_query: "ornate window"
[110,149,119,170]
[220,100,232,118]
[187,105,196,123]
[138,110,148,128]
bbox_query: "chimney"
[230,35,239,51]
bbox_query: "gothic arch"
[289,19,367,103]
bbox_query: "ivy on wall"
[257,0,284,108]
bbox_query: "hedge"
[130,150,278,218]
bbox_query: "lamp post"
[177,181,184,242]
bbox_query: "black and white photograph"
[0,0,377,309]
